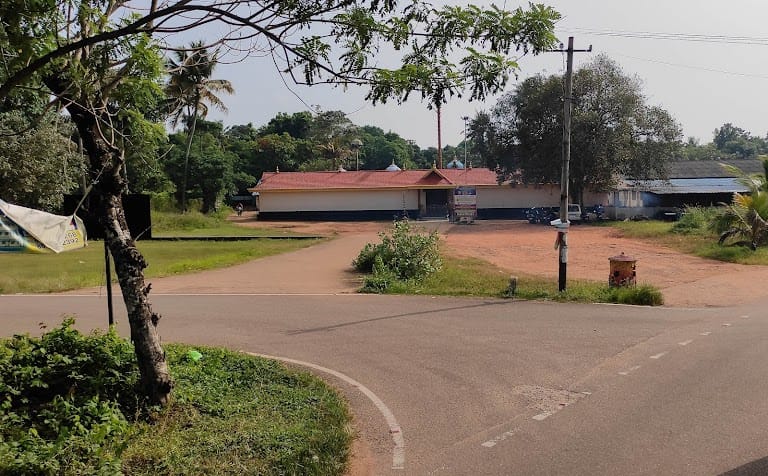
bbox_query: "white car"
[567,204,582,222]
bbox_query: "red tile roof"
[252,168,500,192]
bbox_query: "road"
[3,292,768,475]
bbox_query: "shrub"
[671,206,719,235]
[0,319,139,475]
[606,284,664,306]
[353,219,442,290]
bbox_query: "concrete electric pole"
[553,37,591,292]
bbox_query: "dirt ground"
[232,213,768,308]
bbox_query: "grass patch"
[122,344,351,475]
[607,218,768,265]
[0,239,319,294]
[0,321,351,475]
[151,210,313,237]
[367,254,663,305]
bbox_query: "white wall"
[259,189,419,212]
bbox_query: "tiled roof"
[667,159,764,178]
[251,168,500,192]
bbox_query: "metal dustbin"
[609,252,636,287]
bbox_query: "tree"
[166,130,238,213]
[712,123,766,159]
[165,42,234,212]
[711,160,768,250]
[1,0,559,406]
[481,55,682,205]
[0,112,85,210]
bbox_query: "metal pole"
[559,37,575,292]
[462,116,469,165]
[104,240,114,326]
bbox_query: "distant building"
[250,165,606,221]
[609,159,763,219]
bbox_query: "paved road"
[4,292,768,475]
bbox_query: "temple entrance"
[423,189,449,218]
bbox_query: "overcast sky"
[204,0,768,149]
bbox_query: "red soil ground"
[233,213,768,308]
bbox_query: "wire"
[557,27,768,46]
[611,52,768,80]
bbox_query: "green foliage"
[709,161,768,249]
[481,55,681,203]
[0,111,85,211]
[606,285,664,306]
[0,319,138,475]
[0,323,351,475]
[671,206,720,235]
[354,219,442,291]
[122,344,351,475]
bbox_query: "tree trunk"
[181,106,199,213]
[65,97,173,406]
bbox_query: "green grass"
[151,210,314,237]
[377,255,664,305]
[122,345,351,475]
[0,239,319,294]
[608,218,768,265]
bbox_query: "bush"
[671,206,720,235]
[0,318,139,475]
[353,219,442,291]
[606,284,664,306]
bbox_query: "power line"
[557,27,768,46]
[611,52,768,80]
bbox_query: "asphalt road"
[4,292,768,475]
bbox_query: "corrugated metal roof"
[627,178,748,195]
[251,168,500,192]
[667,159,764,178]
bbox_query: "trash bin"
[609,252,636,287]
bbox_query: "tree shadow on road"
[720,456,768,476]
[285,300,511,335]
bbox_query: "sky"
[204,0,768,149]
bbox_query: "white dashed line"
[650,352,667,360]
[619,365,642,375]
[533,412,553,421]
[678,340,693,346]
[700,332,711,336]
[250,352,406,470]
[481,430,516,448]
[741,315,750,319]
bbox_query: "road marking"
[249,352,406,470]
[619,365,642,375]
[650,352,667,360]
[700,332,711,336]
[678,340,693,346]
[481,430,516,448]
[533,412,553,421]
[741,315,750,319]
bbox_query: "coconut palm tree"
[165,42,234,211]
[710,159,768,250]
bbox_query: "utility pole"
[552,37,591,292]
[462,115,470,166]
[437,105,443,168]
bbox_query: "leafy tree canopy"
[471,55,682,204]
